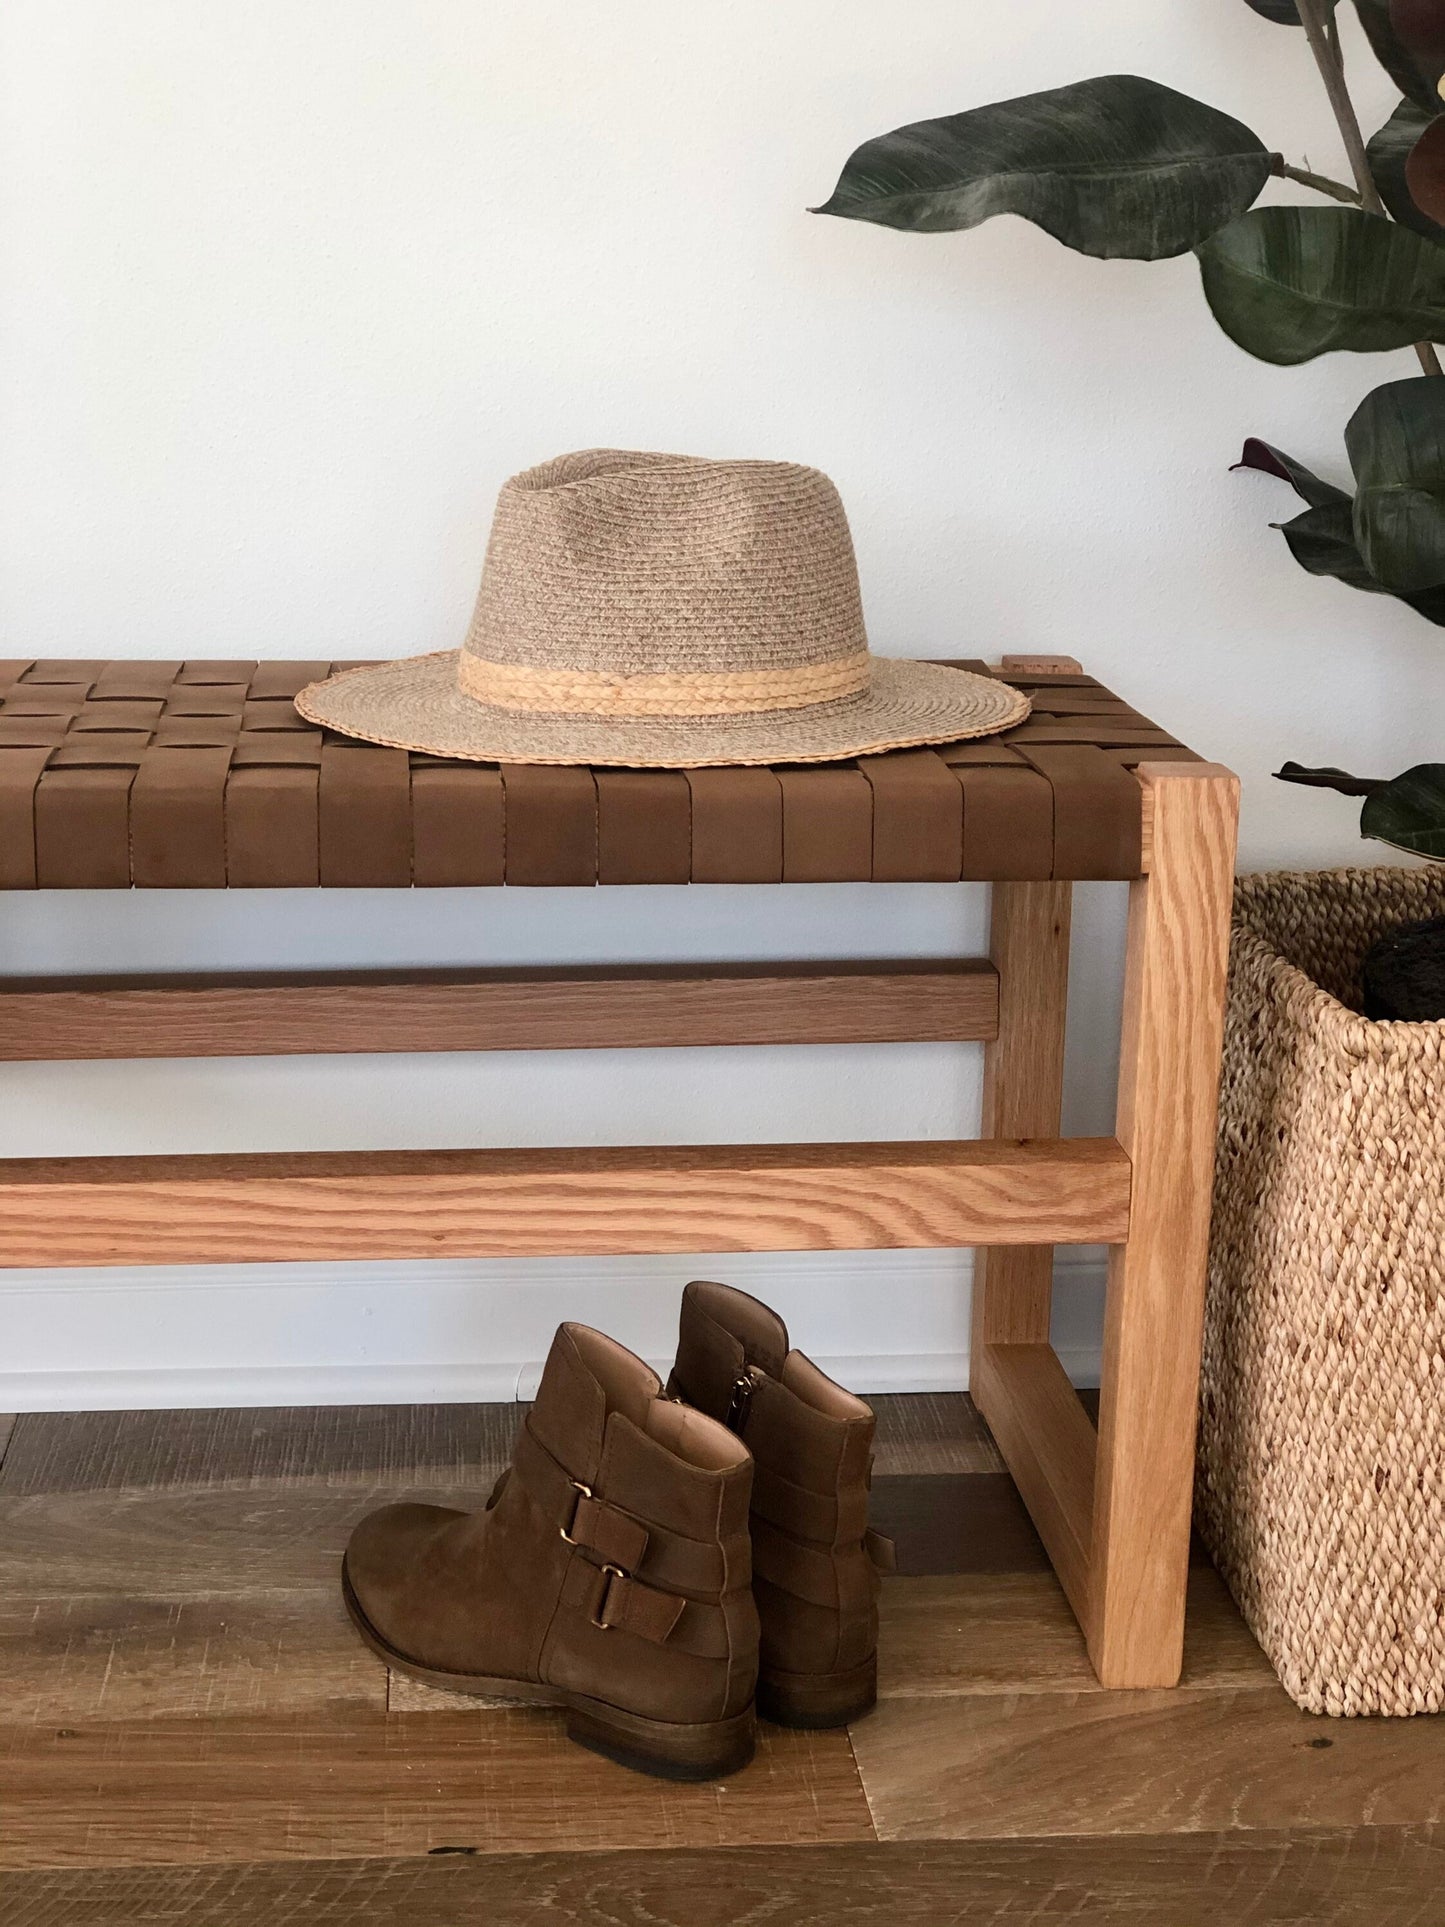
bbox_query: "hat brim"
[294,652,1030,768]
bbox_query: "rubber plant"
[815,0,1445,859]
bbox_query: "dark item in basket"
[1362,914,1445,1021]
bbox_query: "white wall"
[0,2,1436,1410]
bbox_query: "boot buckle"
[589,1564,627,1631]
[559,1479,594,1545]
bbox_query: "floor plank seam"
[843,1718,884,1843]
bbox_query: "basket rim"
[1233,864,1445,1042]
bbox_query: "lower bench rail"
[0,1137,1131,1267]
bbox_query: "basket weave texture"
[1197,866,1445,1716]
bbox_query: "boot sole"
[341,1558,755,1782]
[756,1652,877,1729]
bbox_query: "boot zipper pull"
[726,1366,762,1433]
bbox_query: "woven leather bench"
[0,656,1193,888]
[0,652,1238,1695]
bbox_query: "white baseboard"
[0,1249,1107,1412]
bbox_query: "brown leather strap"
[753,1518,892,1605]
[569,1491,649,1572]
[634,1523,733,1597]
[750,1516,842,1610]
[866,1528,897,1574]
[510,1418,729,1594]
[554,1556,730,1652]
[590,1565,687,1644]
[510,1421,649,1573]
[749,1463,843,1545]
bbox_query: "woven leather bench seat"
[0,657,1199,888]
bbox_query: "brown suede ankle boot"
[342,1322,759,1779]
[666,1280,894,1728]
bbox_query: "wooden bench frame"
[0,659,1238,1691]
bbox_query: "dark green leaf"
[812,76,1271,260]
[1233,437,1351,505]
[1234,440,1445,618]
[1278,500,1390,585]
[1347,376,1445,589]
[1355,0,1445,110]
[1196,205,1445,362]
[1366,98,1445,236]
[1275,499,1445,618]
[1400,576,1445,619]
[1360,762,1445,855]
[1289,503,1445,615]
[1275,761,1384,794]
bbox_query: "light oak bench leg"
[968,880,1086,1622]
[970,1337,1096,1629]
[971,657,1081,1360]
[969,881,1072,1354]
[1087,762,1239,1688]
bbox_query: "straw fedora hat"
[295,449,1029,767]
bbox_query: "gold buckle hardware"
[559,1479,593,1545]
[590,1565,627,1632]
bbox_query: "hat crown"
[463,450,868,688]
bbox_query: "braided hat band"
[456,648,871,718]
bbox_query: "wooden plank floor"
[0,1393,1440,1924]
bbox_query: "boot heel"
[756,1652,876,1728]
[564,1695,755,1781]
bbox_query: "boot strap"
[866,1527,898,1574]
[554,1555,731,1650]
[512,1419,733,1593]
[589,1564,687,1643]
[752,1516,891,1609]
[749,1464,868,1545]
[512,1422,649,1569]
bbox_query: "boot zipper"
[726,1366,764,1433]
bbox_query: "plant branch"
[1296,0,1384,210]
[1295,0,1443,375]
[1271,156,1361,203]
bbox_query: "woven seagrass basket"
[1196,866,1445,1717]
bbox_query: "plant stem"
[1295,0,1443,374]
[1272,158,1361,203]
[1296,0,1384,210]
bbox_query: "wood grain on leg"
[969,1343,1096,1629]
[1088,762,1239,1688]
[970,883,1072,1352]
